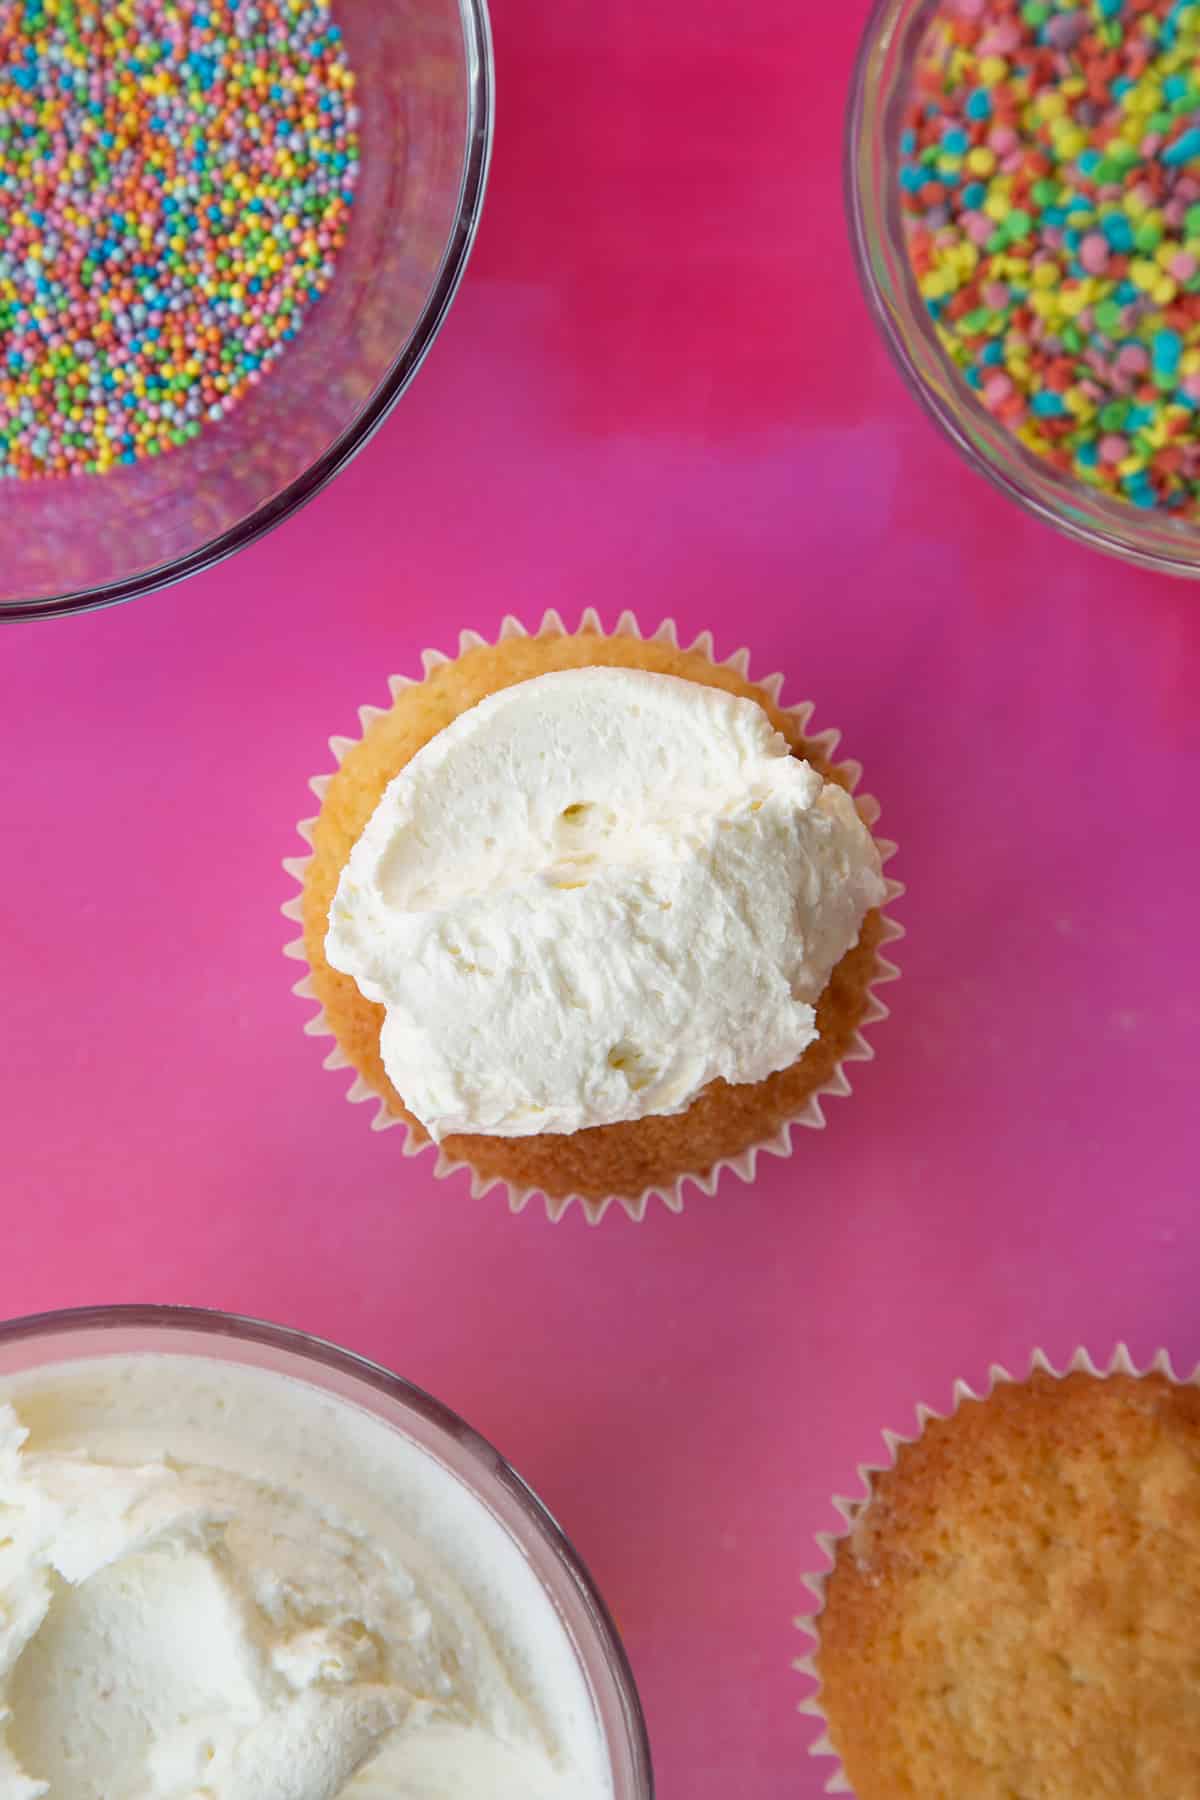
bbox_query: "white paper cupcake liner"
[282,607,904,1225]
[793,1344,1195,1794]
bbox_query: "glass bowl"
[846,0,1200,577]
[0,1303,654,1799]
[2,0,493,622]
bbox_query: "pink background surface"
[4,0,1200,1792]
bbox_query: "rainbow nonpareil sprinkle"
[903,0,1200,512]
[0,0,358,478]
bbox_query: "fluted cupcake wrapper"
[793,1344,1196,1795]
[283,607,904,1225]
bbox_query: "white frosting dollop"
[0,1358,609,1800]
[326,667,885,1141]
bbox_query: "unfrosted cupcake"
[802,1351,1200,1797]
[284,611,901,1221]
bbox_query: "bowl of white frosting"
[0,1305,651,1799]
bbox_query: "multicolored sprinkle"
[903,0,1200,512]
[0,0,358,478]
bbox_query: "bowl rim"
[843,0,1200,578]
[6,0,496,624]
[0,1300,655,1797]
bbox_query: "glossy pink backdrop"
[4,0,1200,1792]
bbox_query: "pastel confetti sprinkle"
[0,0,359,479]
[902,0,1200,513]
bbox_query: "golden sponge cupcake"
[284,610,901,1221]
[801,1350,1200,1797]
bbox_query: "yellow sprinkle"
[1053,127,1087,159]
[1057,286,1092,319]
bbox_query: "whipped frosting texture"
[0,1357,609,1800]
[326,667,885,1140]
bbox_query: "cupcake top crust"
[816,1370,1200,1799]
[325,666,883,1142]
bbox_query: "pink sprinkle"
[1117,344,1150,376]
[1182,375,1200,404]
[1001,151,1025,175]
[964,212,995,245]
[1171,252,1197,282]
[1100,434,1129,465]
[1140,134,1164,158]
[983,280,1009,308]
[979,22,1020,52]
[983,374,1013,407]
[988,126,1018,154]
[1079,233,1109,274]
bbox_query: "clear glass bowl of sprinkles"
[847,0,1200,577]
[1,0,493,621]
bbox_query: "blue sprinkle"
[1162,127,1200,167]
[1101,213,1135,253]
[1153,328,1183,373]
[1031,392,1068,418]
[941,127,969,156]
[966,89,992,122]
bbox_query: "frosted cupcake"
[801,1351,1200,1797]
[285,612,901,1220]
